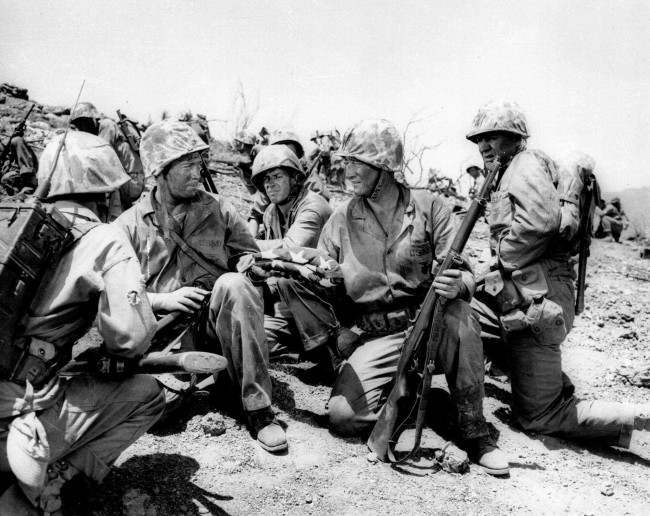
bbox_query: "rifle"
[574,171,599,315]
[116,109,141,154]
[0,103,35,168]
[367,159,502,463]
[59,351,227,377]
[199,154,218,194]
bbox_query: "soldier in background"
[0,131,163,514]
[0,128,38,196]
[596,197,628,242]
[455,157,485,200]
[70,102,145,216]
[233,130,269,236]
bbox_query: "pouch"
[484,270,523,313]
[525,297,567,344]
[511,263,549,305]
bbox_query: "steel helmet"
[461,156,484,174]
[140,120,209,178]
[466,100,529,142]
[270,129,304,158]
[251,145,304,191]
[70,101,100,122]
[336,119,403,174]
[233,130,256,146]
[37,131,129,199]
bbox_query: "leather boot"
[464,434,510,476]
[247,408,288,453]
[627,408,650,460]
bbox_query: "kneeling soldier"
[115,121,288,453]
[320,119,509,475]
[249,144,336,361]
[0,131,163,513]
[467,100,650,459]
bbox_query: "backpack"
[116,111,142,154]
[555,152,602,255]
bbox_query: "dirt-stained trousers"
[327,299,490,440]
[471,263,636,446]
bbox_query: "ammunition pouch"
[6,337,63,388]
[482,263,567,343]
[356,306,417,336]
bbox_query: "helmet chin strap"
[367,169,391,201]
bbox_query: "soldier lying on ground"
[467,100,650,460]
[317,119,509,475]
[115,121,288,454]
[248,144,336,364]
[70,102,145,218]
[0,131,164,514]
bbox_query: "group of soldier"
[0,98,648,514]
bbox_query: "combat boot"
[627,409,650,460]
[464,434,510,476]
[248,408,288,453]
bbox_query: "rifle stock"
[59,351,228,377]
[367,160,501,462]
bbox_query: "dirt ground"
[57,177,650,516]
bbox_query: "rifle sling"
[167,230,224,280]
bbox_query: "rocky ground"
[2,85,649,515]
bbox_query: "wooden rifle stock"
[367,160,501,462]
[59,351,228,377]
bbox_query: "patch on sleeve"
[126,290,141,306]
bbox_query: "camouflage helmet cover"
[251,144,304,191]
[233,130,256,146]
[37,131,129,199]
[70,101,100,122]
[466,100,529,142]
[336,119,403,174]
[269,129,304,158]
[140,120,209,178]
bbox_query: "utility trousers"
[327,299,490,440]
[472,260,636,446]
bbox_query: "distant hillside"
[605,186,650,238]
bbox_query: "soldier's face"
[345,160,380,197]
[164,155,202,200]
[263,168,293,204]
[475,132,520,166]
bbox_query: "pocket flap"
[484,270,504,297]
[512,263,548,303]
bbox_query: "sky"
[1,0,648,191]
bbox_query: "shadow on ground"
[65,453,233,516]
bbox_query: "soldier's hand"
[432,269,463,300]
[149,287,210,313]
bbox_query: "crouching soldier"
[467,100,650,459]
[320,119,509,475]
[0,131,163,513]
[115,121,288,453]
[248,144,336,361]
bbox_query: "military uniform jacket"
[488,149,567,272]
[0,201,156,419]
[115,189,258,293]
[318,185,474,314]
[258,189,332,251]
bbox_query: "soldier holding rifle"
[319,119,508,474]
[468,100,649,459]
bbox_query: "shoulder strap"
[167,229,224,279]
